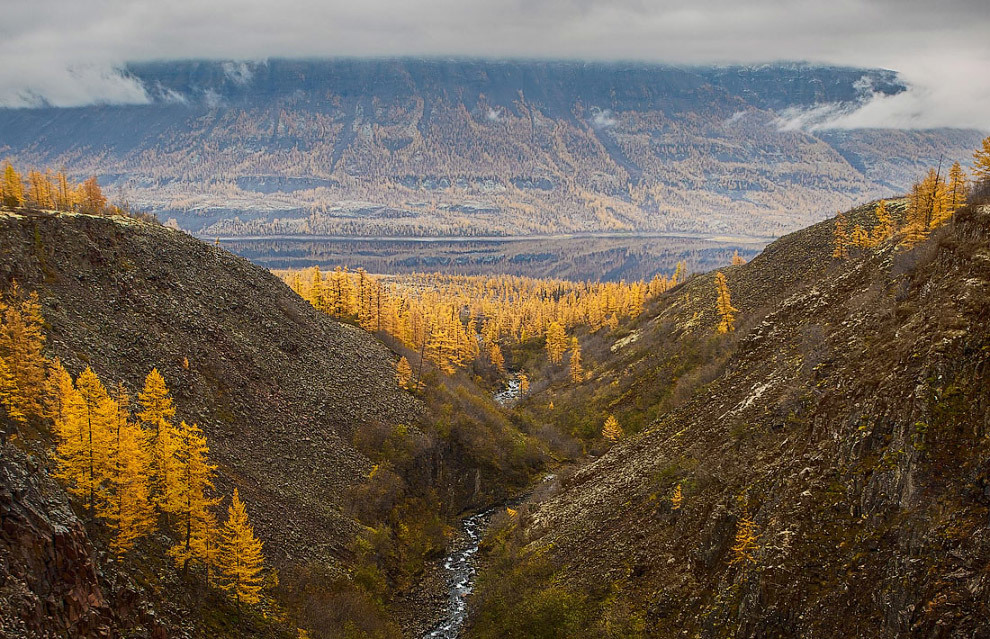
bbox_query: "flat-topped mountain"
[0,59,982,238]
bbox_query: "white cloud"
[0,0,986,128]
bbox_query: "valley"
[1,69,989,639]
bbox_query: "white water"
[423,510,490,638]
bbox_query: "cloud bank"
[0,0,987,128]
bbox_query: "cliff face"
[0,442,117,639]
[474,204,990,637]
[0,210,421,569]
[0,60,981,238]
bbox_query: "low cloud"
[0,0,986,128]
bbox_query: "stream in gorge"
[422,471,557,638]
[423,509,491,638]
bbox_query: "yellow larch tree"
[947,162,968,211]
[972,135,990,184]
[170,421,218,573]
[55,367,115,518]
[395,356,412,388]
[218,489,266,607]
[0,355,20,421]
[545,321,567,365]
[602,415,623,442]
[671,483,683,511]
[870,200,894,246]
[0,285,47,420]
[518,372,529,395]
[568,337,584,383]
[832,212,850,260]
[731,250,746,266]
[2,164,25,208]
[487,340,506,374]
[106,386,156,555]
[730,509,760,566]
[714,272,738,334]
[137,368,183,516]
[79,176,107,214]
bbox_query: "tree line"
[833,136,990,258]
[278,266,687,388]
[0,285,266,609]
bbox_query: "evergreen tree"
[218,489,265,607]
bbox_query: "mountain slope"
[0,59,982,238]
[0,209,421,567]
[469,203,990,637]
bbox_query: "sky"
[1,0,988,129]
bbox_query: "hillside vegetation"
[466,188,990,637]
[0,208,545,638]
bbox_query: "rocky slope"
[0,208,431,636]
[470,203,990,637]
[0,209,422,566]
[0,59,982,238]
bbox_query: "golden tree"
[395,356,412,388]
[54,367,115,518]
[218,489,266,607]
[487,340,506,374]
[870,200,894,246]
[602,415,623,442]
[947,162,968,211]
[137,368,176,432]
[832,212,850,260]
[671,484,683,511]
[106,389,156,555]
[568,337,584,383]
[714,272,738,334]
[0,355,20,421]
[518,372,529,395]
[137,369,183,515]
[731,250,746,266]
[2,164,25,209]
[170,421,218,573]
[730,509,759,565]
[0,286,47,420]
[79,176,107,214]
[972,135,990,184]
[545,321,567,365]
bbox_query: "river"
[422,509,492,638]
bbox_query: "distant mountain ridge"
[0,59,982,238]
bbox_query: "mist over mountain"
[0,59,982,239]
